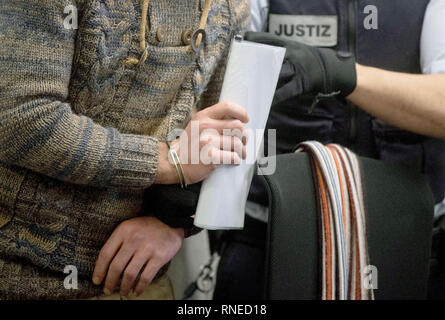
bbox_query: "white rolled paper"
[194,38,286,230]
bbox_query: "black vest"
[249,0,445,204]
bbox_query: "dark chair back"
[261,152,434,299]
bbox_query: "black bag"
[261,152,434,299]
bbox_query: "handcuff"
[182,252,218,299]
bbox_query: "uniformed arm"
[347,66,445,139]
[347,0,445,140]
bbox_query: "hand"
[244,31,357,104]
[92,216,184,297]
[155,102,249,185]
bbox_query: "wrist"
[154,142,179,185]
[347,63,369,101]
[326,49,357,96]
[174,227,185,240]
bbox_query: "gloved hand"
[144,183,202,231]
[244,31,357,105]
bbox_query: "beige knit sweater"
[0,0,249,299]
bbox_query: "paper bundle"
[194,38,286,230]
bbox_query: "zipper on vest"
[347,0,357,145]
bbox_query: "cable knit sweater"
[0,0,249,299]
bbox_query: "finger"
[134,259,164,296]
[235,140,247,160]
[223,127,249,145]
[277,60,296,88]
[201,134,244,152]
[92,229,124,285]
[119,250,150,297]
[103,242,136,295]
[211,148,243,165]
[205,102,249,123]
[220,135,245,154]
[219,136,246,160]
[212,119,247,136]
[200,119,247,143]
[274,77,305,105]
[200,145,240,166]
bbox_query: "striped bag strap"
[297,141,374,300]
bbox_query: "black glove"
[144,183,202,230]
[244,31,357,105]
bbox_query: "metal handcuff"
[182,252,218,299]
[166,140,188,190]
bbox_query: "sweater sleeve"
[0,0,159,189]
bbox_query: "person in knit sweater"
[0,0,250,299]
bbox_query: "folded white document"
[194,38,286,230]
